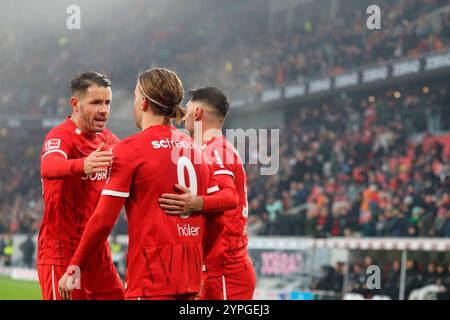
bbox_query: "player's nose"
[99,103,109,114]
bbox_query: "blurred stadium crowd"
[0,0,449,116]
[247,82,450,237]
[1,83,449,237]
[312,255,450,300]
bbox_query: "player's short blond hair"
[137,68,185,124]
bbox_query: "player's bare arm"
[40,142,113,179]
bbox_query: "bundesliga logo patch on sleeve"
[45,139,61,151]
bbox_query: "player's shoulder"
[210,135,239,159]
[203,135,239,171]
[112,129,152,155]
[223,136,239,154]
[44,118,75,141]
[114,132,139,149]
[172,127,196,143]
[209,135,233,150]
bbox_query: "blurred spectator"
[109,235,125,278]
[20,235,35,268]
[440,207,450,237]
[405,259,423,298]
[435,263,447,284]
[436,264,450,300]
[348,263,367,294]
[383,260,401,299]
[422,262,439,287]
[315,265,337,291]
[0,235,4,265]
[2,235,13,266]
[333,262,345,292]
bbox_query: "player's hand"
[58,272,75,300]
[159,184,204,215]
[83,143,113,174]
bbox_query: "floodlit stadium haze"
[1,0,450,301]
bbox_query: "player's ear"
[194,107,203,121]
[141,97,148,111]
[70,96,79,112]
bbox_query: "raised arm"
[41,143,113,179]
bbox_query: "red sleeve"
[210,144,236,179]
[69,195,125,270]
[205,162,219,195]
[101,141,139,198]
[202,174,238,213]
[41,153,84,179]
[41,127,72,160]
[40,127,85,178]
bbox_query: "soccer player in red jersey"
[58,68,218,300]
[159,87,256,300]
[37,72,124,300]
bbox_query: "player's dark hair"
[189,87,229,119]
[71,71,112,96]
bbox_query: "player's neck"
[141,115,171,131]
[70,115,96,138]
[201,123,223,145]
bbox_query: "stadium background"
[0,0,449,300]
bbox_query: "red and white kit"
[37,116,124,300]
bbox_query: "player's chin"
[92,120,107,131]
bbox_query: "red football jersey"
[38,116,120,267]
[202,135,252,277]
[101,124,218,298]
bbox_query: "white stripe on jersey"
[214,170,234,177]
[42,149,68,159]
[207,186,219,194]
[102,189,130,198]
[51,265,57,300]
[222,275,227,300]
